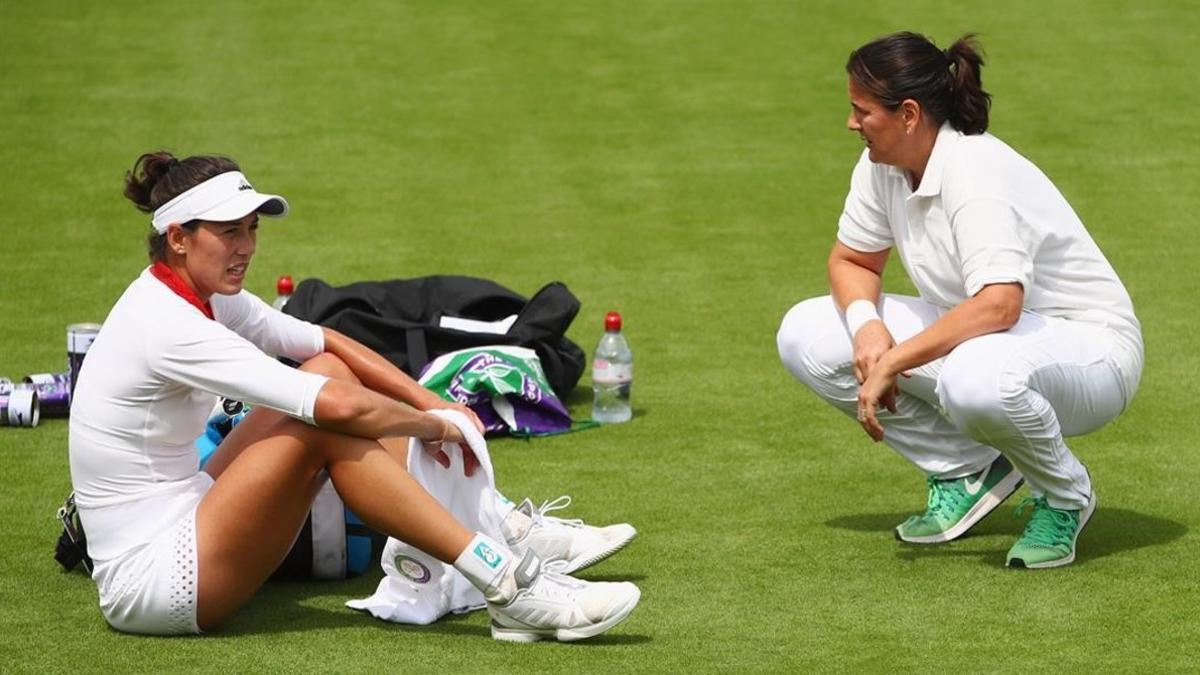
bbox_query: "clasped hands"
[853,320,909,442]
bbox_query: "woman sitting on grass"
[67,151,639,639]
[776,32,1143,568]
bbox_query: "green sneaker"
[895,454,1024,544]
[1006,494,1097,569]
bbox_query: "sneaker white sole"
[561,525,638,574]
[896,472,1025,544]
[490,586,641,643]
[1009,493,1097,569]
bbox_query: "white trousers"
[776,294,1134,510]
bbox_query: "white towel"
[346,409,504,624]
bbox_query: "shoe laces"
[1014,496,1076,547]
[524,560,585,602]
[925,475,969,517]
[533,495,584,529]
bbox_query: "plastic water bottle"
[272,275,294,311]
[592,311,632,424]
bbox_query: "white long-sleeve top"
[69,267,329,561]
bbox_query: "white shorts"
[91,480,211,635]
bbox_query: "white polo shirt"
[837,123,1143,397]
[69,268,330,560]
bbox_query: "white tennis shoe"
[488,552,640,642]
[507,496,638,573]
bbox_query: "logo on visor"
[238,182,253,191]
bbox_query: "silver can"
[0,388,40,427]
[22,372,71,417]
[67,323,102,402]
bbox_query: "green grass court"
[2,1,1198,671]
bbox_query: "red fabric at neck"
[150,261,214,320]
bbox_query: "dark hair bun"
[123,151,241,216]
[124,151,178,213]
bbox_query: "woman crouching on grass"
[67,151,639,639]
[776,32,1143,568]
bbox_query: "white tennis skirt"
[91,476,213,635]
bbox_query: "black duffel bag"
[283,275,586,397]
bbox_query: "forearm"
[313,378,444,440]
[828,241,888,311]
[322,327,441,409]
[879,284,1023,375]
[829,259,882,310]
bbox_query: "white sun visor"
[151,171,289,233]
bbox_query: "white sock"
[493,491,516,518]
[500,504,532,545]
[453,533,517,604]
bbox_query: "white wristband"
[844,299,881,337]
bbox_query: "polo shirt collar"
[911,122,961,197]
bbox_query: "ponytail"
[944,35,991,134]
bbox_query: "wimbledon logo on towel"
[394,554,432,583]
[474,541,503,569]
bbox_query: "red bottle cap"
[604,311,622,331]
[276,275,294,295]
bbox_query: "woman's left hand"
[856,358,901,442]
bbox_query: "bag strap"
[508,282,580,341]
[508,419,601,438]
[405,327,429,376]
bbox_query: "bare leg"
[194,354,470,630]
